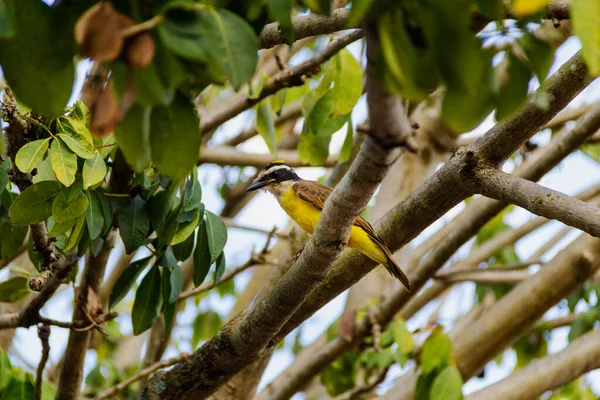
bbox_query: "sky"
[3,18,600,399]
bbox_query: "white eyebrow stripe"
[258,165,292,180]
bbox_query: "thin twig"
[120,15,165,38]
[341,366,391,400]
[95,353,189,400]
[221,217,289,239]
[178,230,279,300]
[199,30,364,135]
[35,324,50,400]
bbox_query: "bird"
[246,161,411,291]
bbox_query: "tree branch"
[466,329,600,400]
[199,30,363,135]
[141,20,407,400]
[55,230,117,399]
[434,268,532,284]
[197,146,337,167]
[0,253,79,329]
[255,52,594,400]
[95,353,189,400]
[474,167,600,238]
[34,324,50,400]
[221,99,303,147]
[259,8,352,49]
[384,233,600,399]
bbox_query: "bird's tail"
[381,247,411,291]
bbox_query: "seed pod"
[90,86,118,136]
[124,33,155,69]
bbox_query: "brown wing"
[292,180,386,245]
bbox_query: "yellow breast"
[277,188,388,265]
[278,189,321,234]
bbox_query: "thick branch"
[260,9,352,49]
[55,230,117,399]
[0,253,79,329]
[385,233,600,399]
[141,21,406,400]
[474,167,600,237]
[276,51,590,340]
[197,147,337,168]
[200,30,363,135]
[467,328,600,400]
[256,52,593,400]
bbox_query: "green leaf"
[0,1,14,37]
[476,0,504,20]
[9,180,62,225]
[421,329,453,375]
[134,62,174,107]
[191,310,222,348]
[173,231,195,261]
[0,220,27,259]
[57,133,95,160]
[442,51,494,132]
[62,118,93,144]
[495,52,531,121]
[0,349,11,391]
[339,120,353,163]
[0,159,9,196]
[63,178,83,204]
[86,191,104,240]
[15,138,49,173]
[183,172,202,212]
[97,189,113,232]
[159,5,258,89]
[520,33,554,82]
[307,90,336,135]
[214,251,226,284]
[267,0,294,44]
[205,210,227,263]
[298,127,331,165]
[200,8,259,90]
[430,366,464,400]
[378,8,440,100]
[63,212,86,254]
[256,99,277,155]
[52,191,88,222]
[49,138,77,187]
[391,319,414,355]
[47,217,76,237]
[347,0,375,27]
[109,256,151,310]
[82,154,107,190]
[0,277,30,302]
[161,267,177,329]
[150,93,201,180]
[132,266,163,335]
[0,0,74,118]
[171,208,200,245]
[168,264,184,303]
[154,40,189,89]
[148,183,179,236]
[0,369,34,400]
[118,196,151,254]
[193,219,211,287]
[330,50,363,115]
[114,105,151,172]
[572,0,600,75]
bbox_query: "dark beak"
[246,179,269,192]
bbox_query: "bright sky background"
[4,17,600,399]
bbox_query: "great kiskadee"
[246,161,411,291]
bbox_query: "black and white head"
[246,161,300,196]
